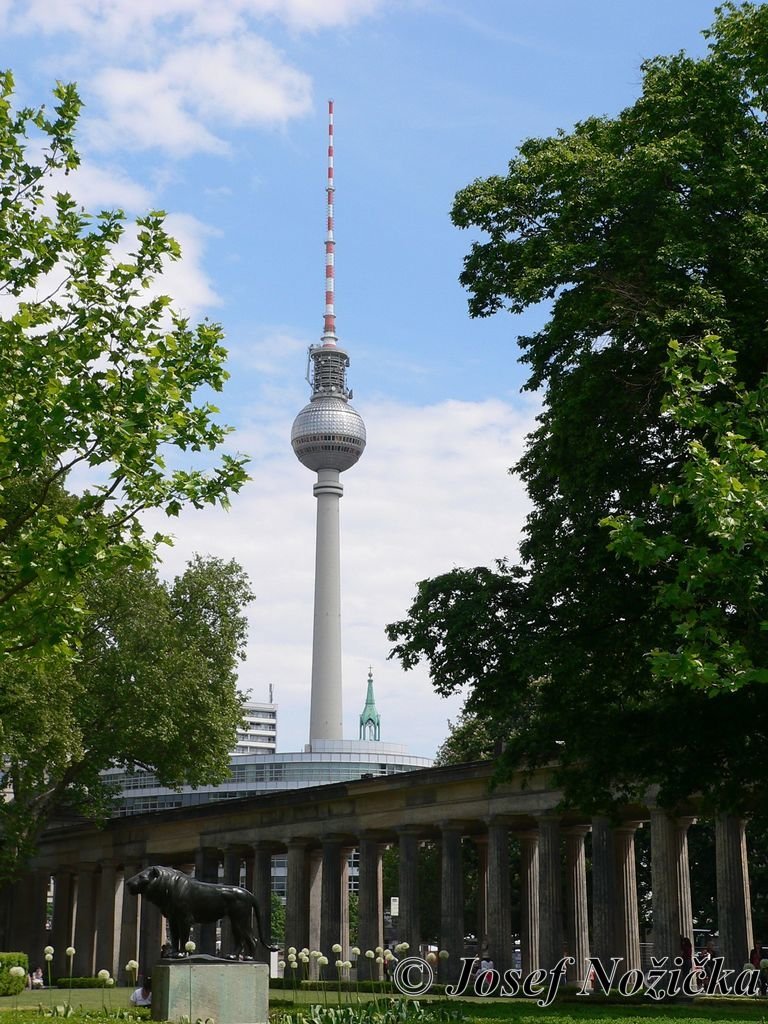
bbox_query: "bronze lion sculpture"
[126,865,270,959]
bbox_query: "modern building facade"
[106,676,429,817]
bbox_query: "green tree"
[0,550,253,880]
[348,891,359,947]
[0,71,248,662]
[433,707,498,767]
[270,893,286,945]
[605,335,768,694]
[388,2,768,815]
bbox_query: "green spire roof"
[359,667,381,741]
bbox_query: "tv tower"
[291,100,367,746]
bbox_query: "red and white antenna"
[322,98,336,346]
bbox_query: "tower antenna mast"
[323,99,336,346]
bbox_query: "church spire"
[359,666,381,741]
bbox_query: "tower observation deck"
[291,100,366,746]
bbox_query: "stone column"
[320,838,345,979]
[650,808,679,964]
[26,870,51,965]
[0,883,12,952]
[117,862,140,983]
[11,873,34,960]
[538,816,563,972]
[307,849,322,974]
[51,869,75,979]
[252,843,274,961]
[94,863,118,977]
[439,824,464,983]
[475,835,489,951]
[564,826,590,983]
[220,848,242,956]
[614,823,641,972]
[519,830,540,975]
[398,830,420,955]
[73,864,98,977]
[244,849,255,897]
[358,836,383,980]
[138,888,164,978]
[285,840,310,954]
[195,848,220,954]
[716,814,753,971]
[486,820,512,974]
[674,817,696,945]
[590,817,616,966]
[341,847,352,956]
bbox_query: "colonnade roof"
[33,758,678,869]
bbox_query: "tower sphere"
[291,395,366,473]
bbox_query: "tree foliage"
[0,550,253,881]
[605,335,768,693]
[0,71,248,662]
[388,2,768,815]
[433,707,499,767]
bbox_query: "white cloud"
[11,0,386,42]
[7,0,387,155]
[143,394,535,757]
[158,212,222,317]
[86,38,311,155]
[50,159,154,213]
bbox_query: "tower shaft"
[309,469,344,743]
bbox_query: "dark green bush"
[54,978,112,989]
[269,979,447,996]
[0,952,29,996]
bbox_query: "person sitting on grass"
[130,977,152,1006]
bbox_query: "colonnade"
[1,810,755,985]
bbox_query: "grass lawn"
[4,987,768,1023]
[0,988,137,1012]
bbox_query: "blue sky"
[3,0,718,755]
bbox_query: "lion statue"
[126,865,270,959]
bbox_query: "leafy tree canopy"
[605,335,768,694]
[0,545,253,881]
[433,707,500,767]
[0,71,248,662]
[388,2,768,816]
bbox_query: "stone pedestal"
[152,961,268,1024]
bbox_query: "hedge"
[270,979,448,995]
[0,953,29,997]
[55,978,115,989]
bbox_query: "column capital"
[676,816,697,830]
[562,824,591,839]
[197,842,221,855]
[614,820,644,837]
[536,813,561,825]
[284,836,314,849]
[358,831,389,844]
[396,825,425,837]
[484,814,516,828]
[252,840,280,854]
[438,820,466,834]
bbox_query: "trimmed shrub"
[0,953,29,996]
[55,977,112,989]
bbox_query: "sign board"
[390,897,399,917]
